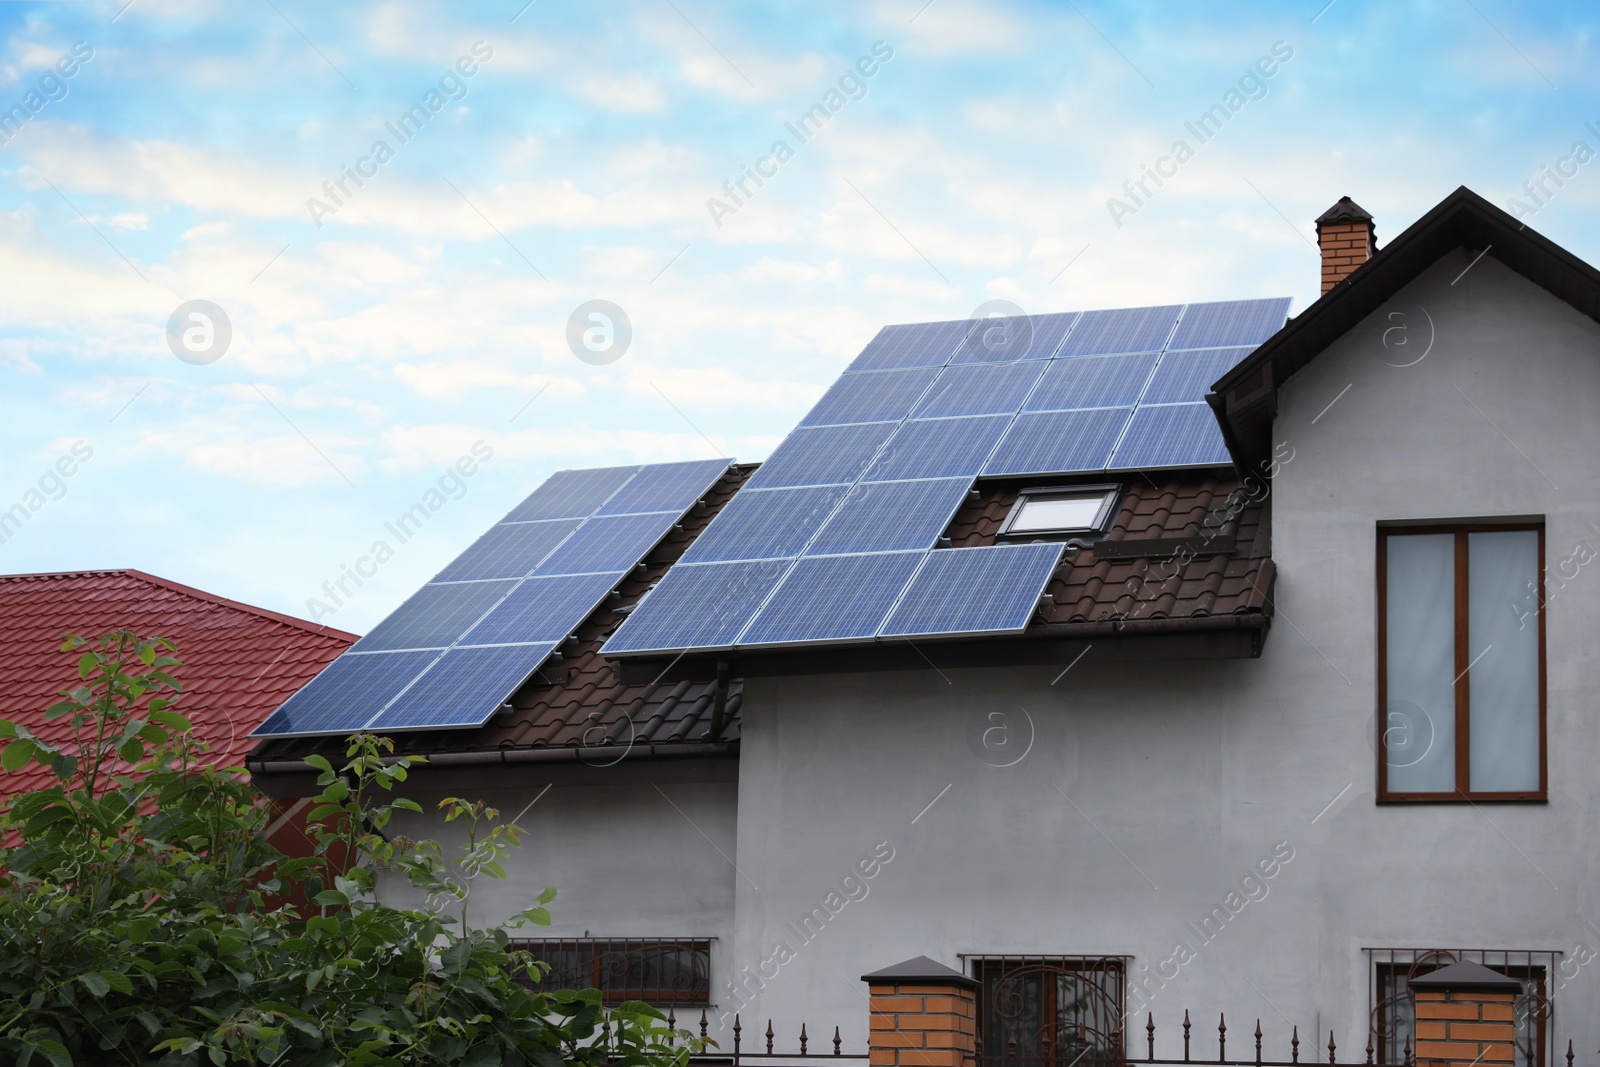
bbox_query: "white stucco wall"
[724,251,1600,1057]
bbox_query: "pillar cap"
[1409,961,1523,992]
[861,955,979,990]
[1315,195,1374,229]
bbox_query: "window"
[1369,948,1553,1066]
[1377,524,1546,801]
[1000,486,1120,539]
[968,956,1126,1067]
[507,938,710,1005]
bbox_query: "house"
[0,569,355,853]
[248,186,1599,1066]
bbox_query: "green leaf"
[99,970,133,995]
[305,753,335,774]
[1,738,37,772]
[117,736,144,763]
[313,889,350,908]
[537,886,558,905]
[27,1039,72,1067]
[78,972,111,998]
[77,651,98,678]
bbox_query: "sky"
[0,0,1596,634]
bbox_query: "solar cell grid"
[1023,352,1159,412]
[432,519,580,583]
[251,649,442,736]
[353,580,518,652]
[743,422,899,489]
[1056,304,1181,357]
[1167,297,1291,349]
[461,571,626,645]
[368,643,559,731]
[737,551,925,646]
[533,513,676,576]
[503,465,640,522]
[947,311,1079,364]
[863,415,1012,482]
[806,478,970,555]
[1108,402,1231,469]
[983,408,1129,476]
[602,559,792,653]
[800,367,939,427]
[1140,347,1253,405]
[910,360,1049,419]
[879,543,1064,638]
[846,319,974,371]
[679,484,847,563]
[596,458,729,515]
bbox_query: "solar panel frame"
[532,512,679,576]
[1108,402,1232,470]
[1166,297,1291,350]
[250,649,443,737]
[460,571,627,645]
[351,580,519,652]
[743,422,900,489]
[736,551,926,647]
[947,311,1079,364]
[366,643,559,731]
[878,543,1064,639]
[1139,346,1255,405]
[910,360,1050,419]
[1056,304,1182,357]
[982,408,1131,476]
[799,367,941,428]
[502,465,640,522]
[863,415,1013,482]
[595,458,730,516]
[431,519,581,583]
[1023,352,1161,412]
[601,559,793,654]
[845,319,975,372]
[678,484,848,563]
[805,478,971,555]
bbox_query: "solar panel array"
[254,458,731,737]
[602,298,1289,657]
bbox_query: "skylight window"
[999,486,1119,539]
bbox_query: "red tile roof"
[0,570,355,798]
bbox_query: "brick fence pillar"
[1410,961,1522,1067]
[861,956,979,1067]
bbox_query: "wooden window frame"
[1376,522,1547,803]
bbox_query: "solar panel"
[503,465,640,522]
[1057,305,1181,357]
[1141,347,1254,405]
[863,416,1012,482]
[846,320,975,371]
[367,643,558,731]
[737,551,925,646]
[1024,352,1160,412]
[533,513,679,576]
[806,478,971,555]
[597,458,730,515]
[461,572,626,645]
[1108,403,1231,469]
[1167,297,1291,349]
[743,422,898,489]
[910,361,1050,419]
[800,368,939,427]
[602,559,792,653]
[679,484,847,563]
[879,543,1064,638]
[948,311,1079,364]
[433,519,580,582]
[352,580,518,651]
[251,649,442,736]
[983,408,1130,476]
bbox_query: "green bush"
[0,630,699,1066]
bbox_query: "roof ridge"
[0,568,359,642]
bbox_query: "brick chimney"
[1315,196,1376,293]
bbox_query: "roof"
[0,569,355,798]
[861,955,978,989]
[1408,960,1523,992]
[1211,185,1600,470]
[248,467,753,790]
[1314,195,1374,229]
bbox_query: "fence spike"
[1255,1019,1263,1067]
[1184,1009,1192,1063]
[766,1019,775,1055]
[1219,1013,1227,1062]
[800,1022,809,1056]
[1148,1012,1156,1063]
[1328,1030,1337,1064]
[1366,1030,1374,1065]
[733,1013,742,1067]
[834,1025,843,1056]
[1291,1025,1300,1064]
[667,1008,676,1048]
[1403,1034,1411,1067]
[1565,1040,1574,1067]
[700,1008,709,1040]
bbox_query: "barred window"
[1369,949,1554,1066]
[967,956,1127,1067]
[509,938,711,1005]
